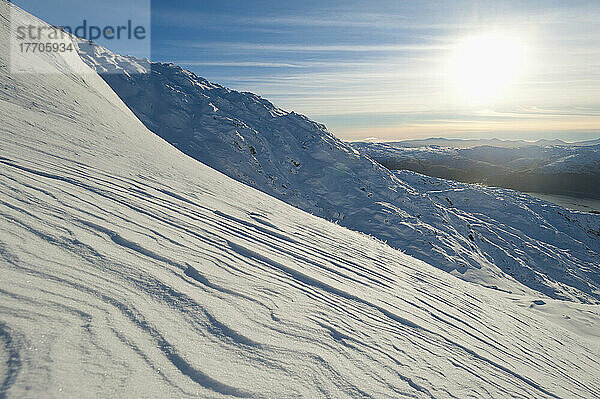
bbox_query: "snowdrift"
[1,2,599,397]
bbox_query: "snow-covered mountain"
[369,137,600,149]
[75,39,600,304]
[538,146,600,174]
[352,142,600,199]
[353,141,600,175]
[2,3,600,397]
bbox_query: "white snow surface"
[539,148,600,174]
[75,36,600,304]
[1,3,600,397]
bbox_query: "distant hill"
[367,137,600,149]
[352,141,600,199]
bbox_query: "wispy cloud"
[175,61,312,68]
[164,41,450,53]
[339,116,600,142]
[151,0,600,141]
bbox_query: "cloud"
[164,41,450,53]
[175,61,311,68]
[151,1,600,141]
[336,115,600,142]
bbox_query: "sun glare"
[449,33,527,104]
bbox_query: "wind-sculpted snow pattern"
[75,34,600,303]
[2,2,600,397]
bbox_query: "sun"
[449,33,527,103]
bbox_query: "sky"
[13,0,600,142]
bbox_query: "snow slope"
[76,38,600,303]
[2,2,600,397]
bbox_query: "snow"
[369,137,600,149]
[1,2,600,397]
[538,147,600,174]
[353,141,600,176]
[76,35,600,304]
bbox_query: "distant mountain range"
[353,141,600,199]
[366,137,600,149]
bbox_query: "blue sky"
[14,0,600,141]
